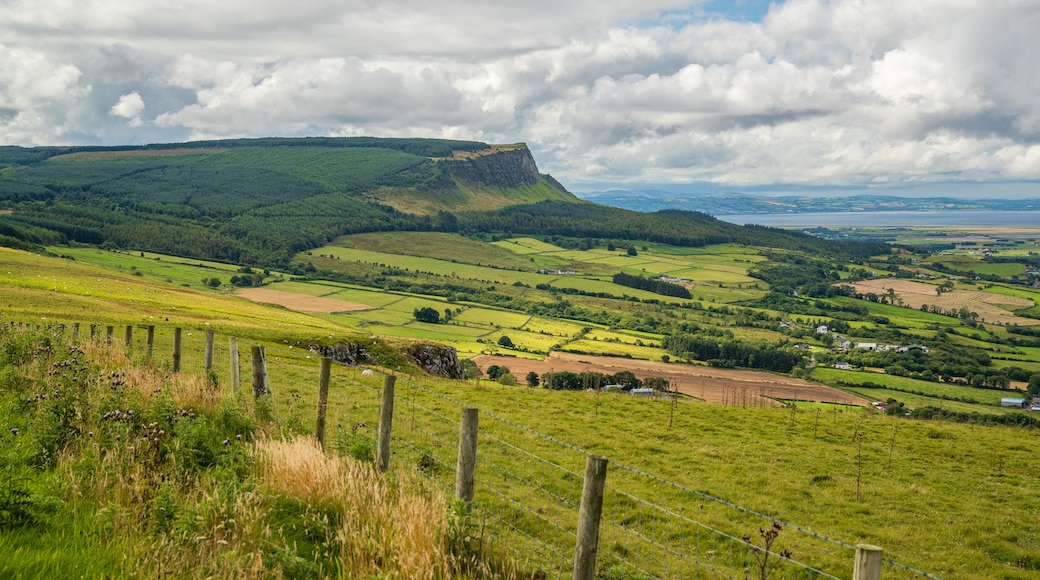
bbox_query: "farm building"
[1001,398,1028,408]
[835,362,852,371]
[630,388,655,397]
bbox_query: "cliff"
[440,144,567,192]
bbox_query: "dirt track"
[237,288,372,313]
[473,352,868,407]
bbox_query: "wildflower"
[236,434,242,441]
[9,428,18,436]
[223,439,229,445]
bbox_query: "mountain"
[0,137,885,267]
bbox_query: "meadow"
[4,238,1040,577]
[45,232,1039,422]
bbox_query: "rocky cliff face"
[442,145,566,191]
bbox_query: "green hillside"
[0,137,886,269]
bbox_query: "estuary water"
[715,210,1040,228]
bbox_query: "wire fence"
[9,320,942,580]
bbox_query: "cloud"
[0,0,1039,191]
[109,91,145,126]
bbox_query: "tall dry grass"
[258,437,464,580]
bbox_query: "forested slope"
[0,137,887,267]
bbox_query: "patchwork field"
[237,287,373,313]
[847,278,1038,326]
[473,352,869,407]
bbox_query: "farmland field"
[811,368,1012,407]
[844,278,1038,326]
[238,287,373,312]
[474,352,868,406]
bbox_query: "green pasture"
[0,248,340,338]
[339,232,538,270]
[452,308,531,329]
[842,387,1019,415]
[53,246,260,290]
[561,338,664,360]
[550,276,689,302]
[323,287,406,308]
[315,245,543,286]
[520,316,590,337]
[585,328,663,346]
[811,368,1010,407]
[492,237,556,255]
[486,329,563,353]
[827,297,954,328]
[648,242,764,258]
[665,265,760,285]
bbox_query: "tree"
[1028,374,1040,396]
[486,365,509,381]
[525,371,540,387]
[413,307,441,324]
[497,335,514,348]
[611,370,641,390]
[626,247,638,256]
[498,373,517,386]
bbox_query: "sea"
[715,210,1040,228]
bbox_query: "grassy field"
[0,247,340,339]
[811,368,1013,407]
[4,242,1040,578]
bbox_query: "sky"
[2,0,1039,198]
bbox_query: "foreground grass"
[0,326,513,579]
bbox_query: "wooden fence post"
[456,408,479,512]
[106,326,113,346]
[250,345,267,399]
[853,544,883,580]
[124,325,133,349]
[146,326,155,360]
[205,329,215,372]
[315,357,332,448]
[573,456,609,580]
[229,337,240,391]
[172,328,182,372]
[72,323,79,342]
[90,324,97,340]
[377,375,397,472]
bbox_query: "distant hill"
[576,189,1040,214]
[0,137,886,267]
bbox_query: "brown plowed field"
[237,288,372,313]
[473,352,867,407]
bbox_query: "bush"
[498,373,517,386]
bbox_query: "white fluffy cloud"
[1,0,1039,191]
[109,91,145,126]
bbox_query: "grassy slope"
[0,247,343,339]
[3,245,1040,577]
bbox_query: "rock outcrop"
[406,342,466,379]
[310,342,371,367]
[441,145,567,191]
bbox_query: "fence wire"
[12,322,942,580]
